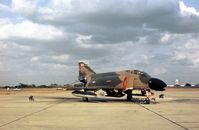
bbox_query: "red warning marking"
[123,77,127,90]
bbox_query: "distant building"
[175,79,180,85]
[195,84,199,87]
[174,79,181,87]
[184,83,191,87]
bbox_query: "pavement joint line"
[177,122,199,123]
[139,104,189,130]
[187,127,199,128]
[0,100,66,128]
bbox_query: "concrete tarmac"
[0,88,199,130]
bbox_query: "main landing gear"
[126,89,151,104]
[127,94,132,101]
[126,90,132,101]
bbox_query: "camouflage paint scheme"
[76,62,166,101]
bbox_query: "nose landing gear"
[82,97,89,102]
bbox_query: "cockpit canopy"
[126,70,151,84]
[126,70,150,77]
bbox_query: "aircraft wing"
[67,85,116,90]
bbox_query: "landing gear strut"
[126,90,132,101]
[127,94,132,101]
[82,81,89,102]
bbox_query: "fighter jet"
[72,62,167,103]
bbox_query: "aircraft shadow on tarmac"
[37,96,158,104]
[38,96,124,103]
[29,95,199,104]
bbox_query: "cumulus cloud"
[160,33,171,43]
[52,54,69,62]
[11,0,38,16]
[0,0,199,85]
[179,1,199,16]
[173,36,199,68]
[0,19,63,40]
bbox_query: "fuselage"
[86,70,151,90]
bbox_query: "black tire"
[145,98,150,104]
[82,97,88,102]
[127,94,132,101]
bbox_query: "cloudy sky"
[0,0,199,86]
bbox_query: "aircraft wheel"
[82,97,88,102]
[127,94,132,101]
[145,98,150,104]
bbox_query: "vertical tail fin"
[79,62,96,82]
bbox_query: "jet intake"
[148,78,167,91]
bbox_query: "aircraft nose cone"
[148,78,167,91]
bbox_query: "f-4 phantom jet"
[72,62,167,104]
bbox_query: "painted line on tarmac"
[0,100,65,128]
[139,104,189,130]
